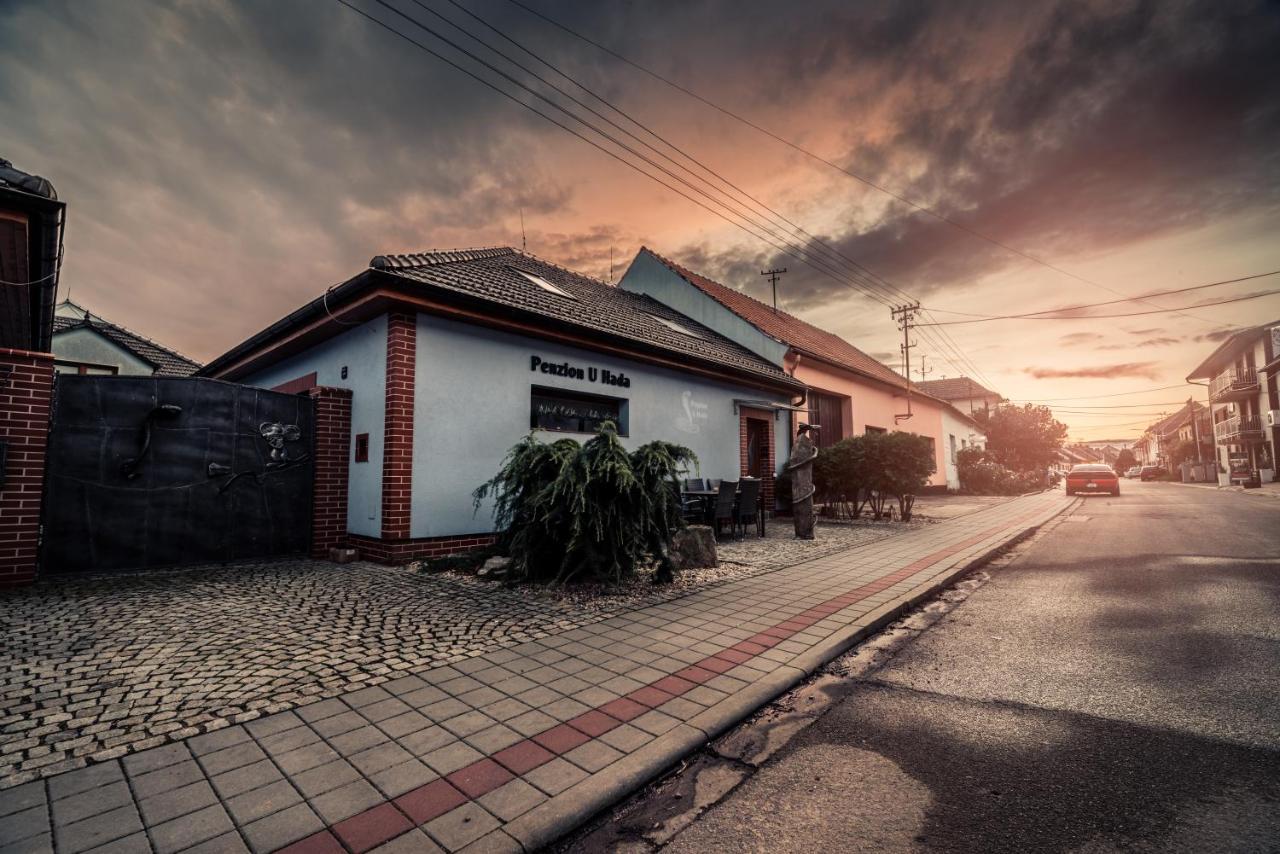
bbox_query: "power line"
[925,270,1280,319]
[499,0,1220,326]
[367,0,1004,390]
[916,288,1280,326]
[335,0,898,313]
[347,0,1006,395]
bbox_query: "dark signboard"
[531,386,625,435]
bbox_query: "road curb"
[535,498,1075,851]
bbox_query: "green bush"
[474,422,697,585]
[813,431,935,521]
[956,447,1042,494]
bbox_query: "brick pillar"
[381,311,415,540]
[308,386,352,559]
[0,348,54,587]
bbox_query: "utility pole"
[1189,397,1202,463]
[915,354,933,383]
[891,301,921,423]
[760,268,787,313]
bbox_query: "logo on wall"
[675,390,709,434]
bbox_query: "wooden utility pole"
[761,268,787,313]
[891,302,921,423]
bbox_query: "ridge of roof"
[640,247,913,391]
[53,306,203,376]
[370,247,516,270]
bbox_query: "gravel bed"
[448,515,929,616]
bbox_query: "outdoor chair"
[713,480,739,539]
[736,478,762,538]
[684,478,707,492]
[680,482,708,524]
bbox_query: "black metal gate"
[42,376,315,573]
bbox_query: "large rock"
[670,526,717,571]
[478,556,511,578]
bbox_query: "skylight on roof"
[648,313,703,339]
[515,269,576,300]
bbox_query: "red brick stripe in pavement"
[278,510,1039,852]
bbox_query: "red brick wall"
[349,533,495,565]
[308,386,352,559]
[0,348,53,587]
[740,407,776,512]
[382,311,415,540]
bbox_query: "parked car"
[1065,464,1120,496]
[1125,466,1142,478]
[1139,466,1164,481]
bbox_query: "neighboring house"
[915,376,1004,417]
[618,248,986,491]
[201,247,804,563]
[1187,321,1280,485]
[52,300,201,376]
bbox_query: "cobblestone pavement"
[0,492,1070,853]
[2,515,948,789]
[0,563,598,788]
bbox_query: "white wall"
[940,407,985,490]
[53,327,154,375]
[240,315,387,537]
[412,313,789,538]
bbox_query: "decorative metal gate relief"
[42,376,315,573]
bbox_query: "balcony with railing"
[1213,414,1264,442]
[1209,367,1259,402]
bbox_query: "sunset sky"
[3,0,1278,441]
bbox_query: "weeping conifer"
[474,422,696,585]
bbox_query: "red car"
[1065,464,1120,496]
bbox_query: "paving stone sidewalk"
[0,492,1070,854]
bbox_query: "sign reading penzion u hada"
[530,355,632,388]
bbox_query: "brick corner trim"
[307,386,353,560]
[382,311,416,540]
[0,348,55,587]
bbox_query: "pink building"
[620,249,986,490]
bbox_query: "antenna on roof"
[609,246,614,283]
[519,207,527,252]
[760,268,787,313]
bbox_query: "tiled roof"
[369,248,801,390]
[640,248,912,391]
[54,312,202,377]
[915,376,1001,401]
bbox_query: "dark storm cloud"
[3,0,1276,358]
[728,0,1280,310]
[1194,327,1242,343]
[1025,361,1162,380]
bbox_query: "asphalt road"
[665,481,1280,853]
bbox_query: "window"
[949,434,957,464]
[531,386,627,435]
[54,361,118,375]
[807,390,846,449]
[648,313,703,339]
[354,433,369,463]
[865,425,886,434]
[515,269,576,300]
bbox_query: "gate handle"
[120,404,182,480]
